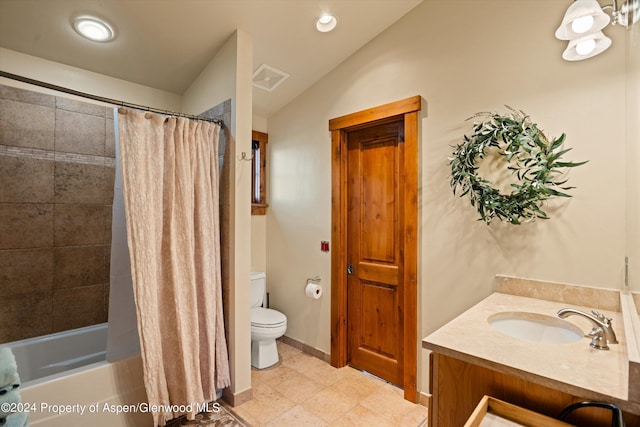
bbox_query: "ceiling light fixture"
[72,16,115,42]
[555,0,639,60]
[315,14,338,33]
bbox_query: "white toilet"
[250,271,287,369]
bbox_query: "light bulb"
[576,38,597,55]
[571,15,595,33]
[315,14,337,32]
[73,16,115,42]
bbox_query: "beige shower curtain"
[117,108,230,426]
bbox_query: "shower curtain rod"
[0,71,223,126]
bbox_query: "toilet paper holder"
[307,275,321,283]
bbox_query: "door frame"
[329,96,421,402]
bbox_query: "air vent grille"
[252,64,290,92]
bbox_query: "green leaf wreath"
[449,107,587,225]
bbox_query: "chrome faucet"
[557,308,618,350]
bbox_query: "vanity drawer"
[464,395,573,427]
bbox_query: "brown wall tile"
[54,245,105,290]
[103,283,110,316]
[106,118,115,158]
[105,166,115,204]
[0,156,54,203]
[54,204,106,246]
[55,109,105,156]
[104,245,111,283]
[56,97,106,117]
[0,84,115,341]
[0,203,53,249]
[0,99,55,150]
[54,161,107,204]
[104,206,113,243]
[0,248,53,297]
[0,292,53,343]
[52,284,106,332]
[0,86,55,108]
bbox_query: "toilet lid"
[251,307,286,327]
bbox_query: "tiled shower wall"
[200,100,232,346]
[0,84,115,343]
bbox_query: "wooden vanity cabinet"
[429,352,640,427]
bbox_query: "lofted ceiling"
[0,0,423,118]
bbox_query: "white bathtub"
[3,324,151,426]
[7,323,107,385]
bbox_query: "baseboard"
[222,386,252,407]
[278,335,331,363]
[419,391,431,408]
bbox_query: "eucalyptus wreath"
[449,107,587,225]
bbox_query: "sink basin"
[488,312,584,344]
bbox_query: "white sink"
[488,312,584,344]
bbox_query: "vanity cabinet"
[429,352,640,427]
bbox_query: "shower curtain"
[117,108,230,426]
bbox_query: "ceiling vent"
[252,64,290,92]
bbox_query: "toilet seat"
[251,307,286,328]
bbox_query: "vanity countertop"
[422,292,639,412]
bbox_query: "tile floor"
[233,341,428,426]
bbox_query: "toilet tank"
[250,271,266,308]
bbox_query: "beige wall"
[266,0,629,393]
[251,216,267,272]
[0,48,182,111]
[627,19,640,292]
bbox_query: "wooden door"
[330,95,420,402]
[346,119,405,386]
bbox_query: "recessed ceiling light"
[315,14,337,33]
[72,16,115,42]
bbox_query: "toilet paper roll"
[305,282,323,299]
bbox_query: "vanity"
[422,276,640,427]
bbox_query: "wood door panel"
[353,347,399,383]
[359,281,398,357]
[360,139,397,264]
[347,120,404,387]
[358,262,399,286]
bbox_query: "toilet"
[250,271,287,369]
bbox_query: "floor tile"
[233,382,295,424]
[281,352,327,374]
[266,405,327,427]
[361,384,428,426]
[330,404,396,427]
[300,386,360,424]
[238,342,428,427]
[272,370,325,404]
[276,341,302,360]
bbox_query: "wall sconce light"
[555,0,639,60]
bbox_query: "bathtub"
[7,323,107,385]
[3,324,151,426]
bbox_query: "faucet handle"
[587,327,609,350]
[591,310,614,324]
[592,310,618,344]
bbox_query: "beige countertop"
[422,292,640,413]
